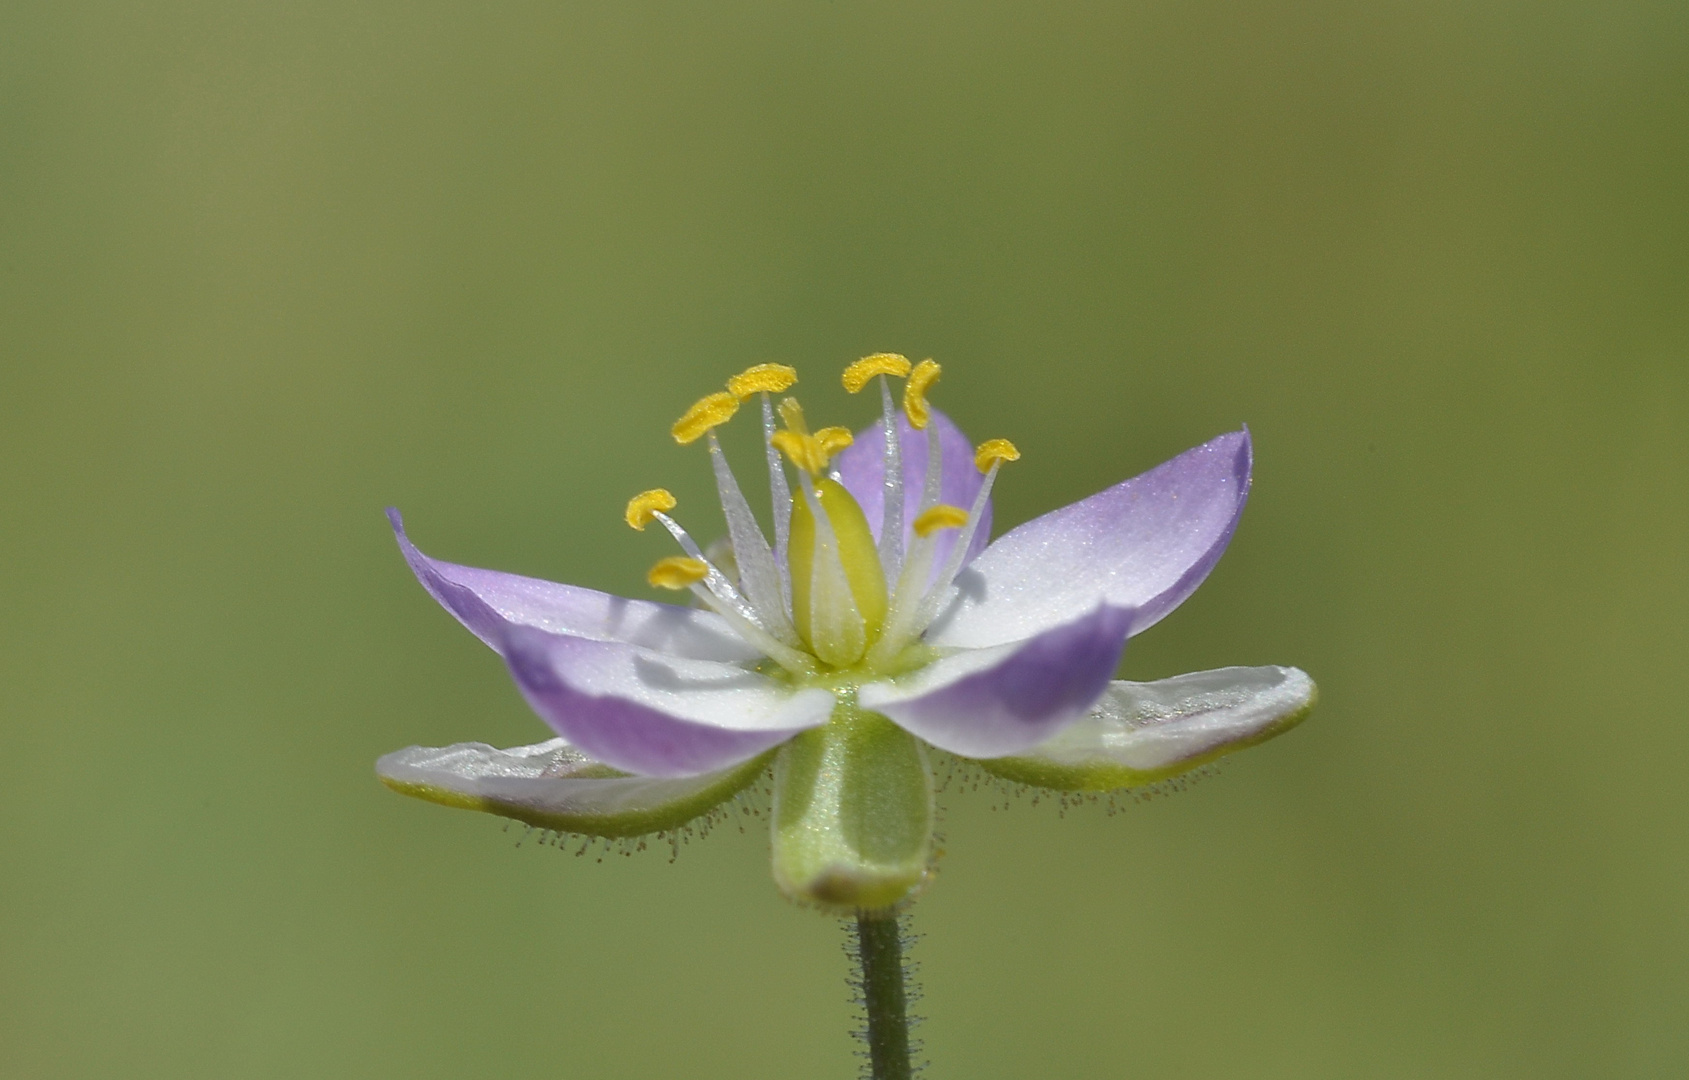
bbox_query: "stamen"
[685,582,817,676]
[672,392,740,445]
[647,556,709,589]
[865,528,941,671]
[974,437,1020,472]
[762,395,793,605]
[902,359,941,430]
[913,504,969,537]
[920,419,943,511]
[727,363,798,400]
[706,431,800,646]
[842,353,911,394]
[875,377,905,583]
[904,451,1016,643]
[650,510,760,628]
[625,488,677,530]
[867,441,1018,668]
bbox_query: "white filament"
[905,460,1003,641]
[866,460,1002,666]
[876,376,905,585]
[762,394,794,608]
[863,530,939,670]
[706,431,800,647]
[651,510,761,629]
[919,422,942,513]
[684,583,816,676]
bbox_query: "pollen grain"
[672,392,740,444]
[647,556,710,590]
[727,363,798,400]
[974,437,1021,473]
[625,488,677,530]
[841,353,912,393]
[913,504,970,537]
[903,359,942,429]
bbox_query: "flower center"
[625,356,1019,677]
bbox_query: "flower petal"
[833,406,991,580]
[376,737,771,837]
[974,665,1316,790]
[858,605,1133,758]
[389,508,759,662]
[923,430,1251,650]
[502,625,834,777]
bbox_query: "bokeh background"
[4,1,1686,1077]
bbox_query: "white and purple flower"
[378,356,1314,911]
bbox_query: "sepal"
[377,737,770,837]
[770,703,935,913]
[971,665,1314,791]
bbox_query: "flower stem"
[851,912,915,1080]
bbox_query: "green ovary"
[788,478,888,666]
[771,701,934,913]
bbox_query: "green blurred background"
[3,1,1686,1076]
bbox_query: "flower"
[377,356,1315,912]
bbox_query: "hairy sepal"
[377,738,770,838]
[971,665,1315,791]
[771,702,935,913]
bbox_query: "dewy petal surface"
[833,407,991,581]
[376,738,772,836]
[502,625,834,777]
[975,665,1316,790]
[858,604,1133,758]
[389,508,758,662]
[923,431,1251,650]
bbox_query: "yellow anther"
[671,391,740,445]
[777,396,810,436]
[913,504,970,537]
[771,430,825,475]
[974,437,1021,473]
[727,363,798,400]
[647,556,710,590]
[625,488,677,530]
[841,353,912,394]
[903,359,941,429]
[814,426,854,458]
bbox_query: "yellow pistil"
[974,437,1021,472]
[647,556,709,590]
[841,353,912,394]
[771,430,824,475]
[912,504,970,537]
[727,363,798,400]
[814,426,854,458]
[788,478,888,664]
[671,391,740,445]
[903,359,941,429]
[769,400,854,476]
[624,488,677,530]
[777,396,809,436]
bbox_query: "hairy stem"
[852,912,914,1080]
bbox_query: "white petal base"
[377,738,770,837]
[972,665,1315,791]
